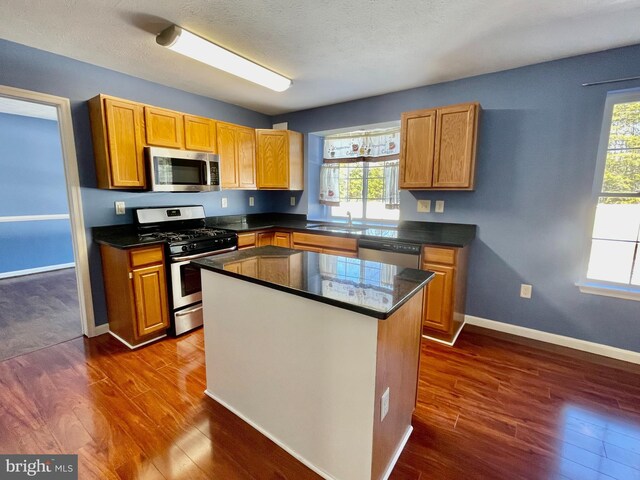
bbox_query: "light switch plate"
[249,196,255,207]
[520,284,532,299]
[114,201,125,215]
[221,197,228,208]
[417,200,431,212]
[435,200,445,213]
[290,196,296,206]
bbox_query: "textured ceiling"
[1,0,640,115]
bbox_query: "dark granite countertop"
[92,224,165,248]
[192,246,434,319]
[93,212,476,249]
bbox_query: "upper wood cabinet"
[144,106,185,148]
[217,122,257,189]
[400,102,479,190]
[256,130,303,190]
[89,94,147,189]
[184,114,217,152]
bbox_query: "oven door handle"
[175,304,203,317]
[171,246,237,263]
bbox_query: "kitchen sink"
[307,225,366,234]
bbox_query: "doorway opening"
[0,86,94,361]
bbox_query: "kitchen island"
[192,246,434,480]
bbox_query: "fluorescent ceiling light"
[156,25,292,92]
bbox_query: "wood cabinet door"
[399,109,436,189]
[237,126,257,189]
[274,232,291,248]
[144,106,185,148]
[240,258,258,277]
[257,231,274,246]
[237,232,256,249]
[257,130,288,189]
[421,263,454,333]
[131,264,169,338]
[433,103,477,189]
[103,98,146,188]
[217,122,239,188]
[184,115,217,152]
[258,257,290,285]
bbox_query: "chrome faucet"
[347,211,352,226]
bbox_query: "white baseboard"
[465,315,640,365]
[0,262,75,279]
[382,426,413,480]
[108,331,166,350]
[92,324,110,337]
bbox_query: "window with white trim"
[319,128,400,222]
[585,92,640,292]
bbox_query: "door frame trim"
[0,85,97,337]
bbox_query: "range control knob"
[182,246,188,252]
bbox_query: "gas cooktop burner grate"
[139,227,233,243]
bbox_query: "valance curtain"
[320,127,401,206]
[323,127,400,163]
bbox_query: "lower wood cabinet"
[420,245,469,344]
[237,232,257,249]
[100,244,169,348]
[291,232,357,257]
[274,232,291,248]
[257,231,275,246]
[237,230,292,249]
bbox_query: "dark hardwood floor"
[0,326,639,479]
[0,268,82,361]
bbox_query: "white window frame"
[328,160,400,223]
[578,88,640,301]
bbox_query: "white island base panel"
[201,271,423,480]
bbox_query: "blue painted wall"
[273,44,640,353]
[0,38,275,325]
[0,113,73,273]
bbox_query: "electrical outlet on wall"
[520,284,532,299]
[290,196,296,206]
[221,197,228,208]
[381,387,390,421]
[249,196,255,207]
[114,201,125,215]
[417,200,431,212]
[435,200,445,213]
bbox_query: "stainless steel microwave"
[146,147,220,192]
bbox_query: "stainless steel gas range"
[135,205,237,335]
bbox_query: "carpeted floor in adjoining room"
[0,267,82,361]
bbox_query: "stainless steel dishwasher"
[357,238,421,268]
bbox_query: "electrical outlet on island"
[381,387,390,421]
